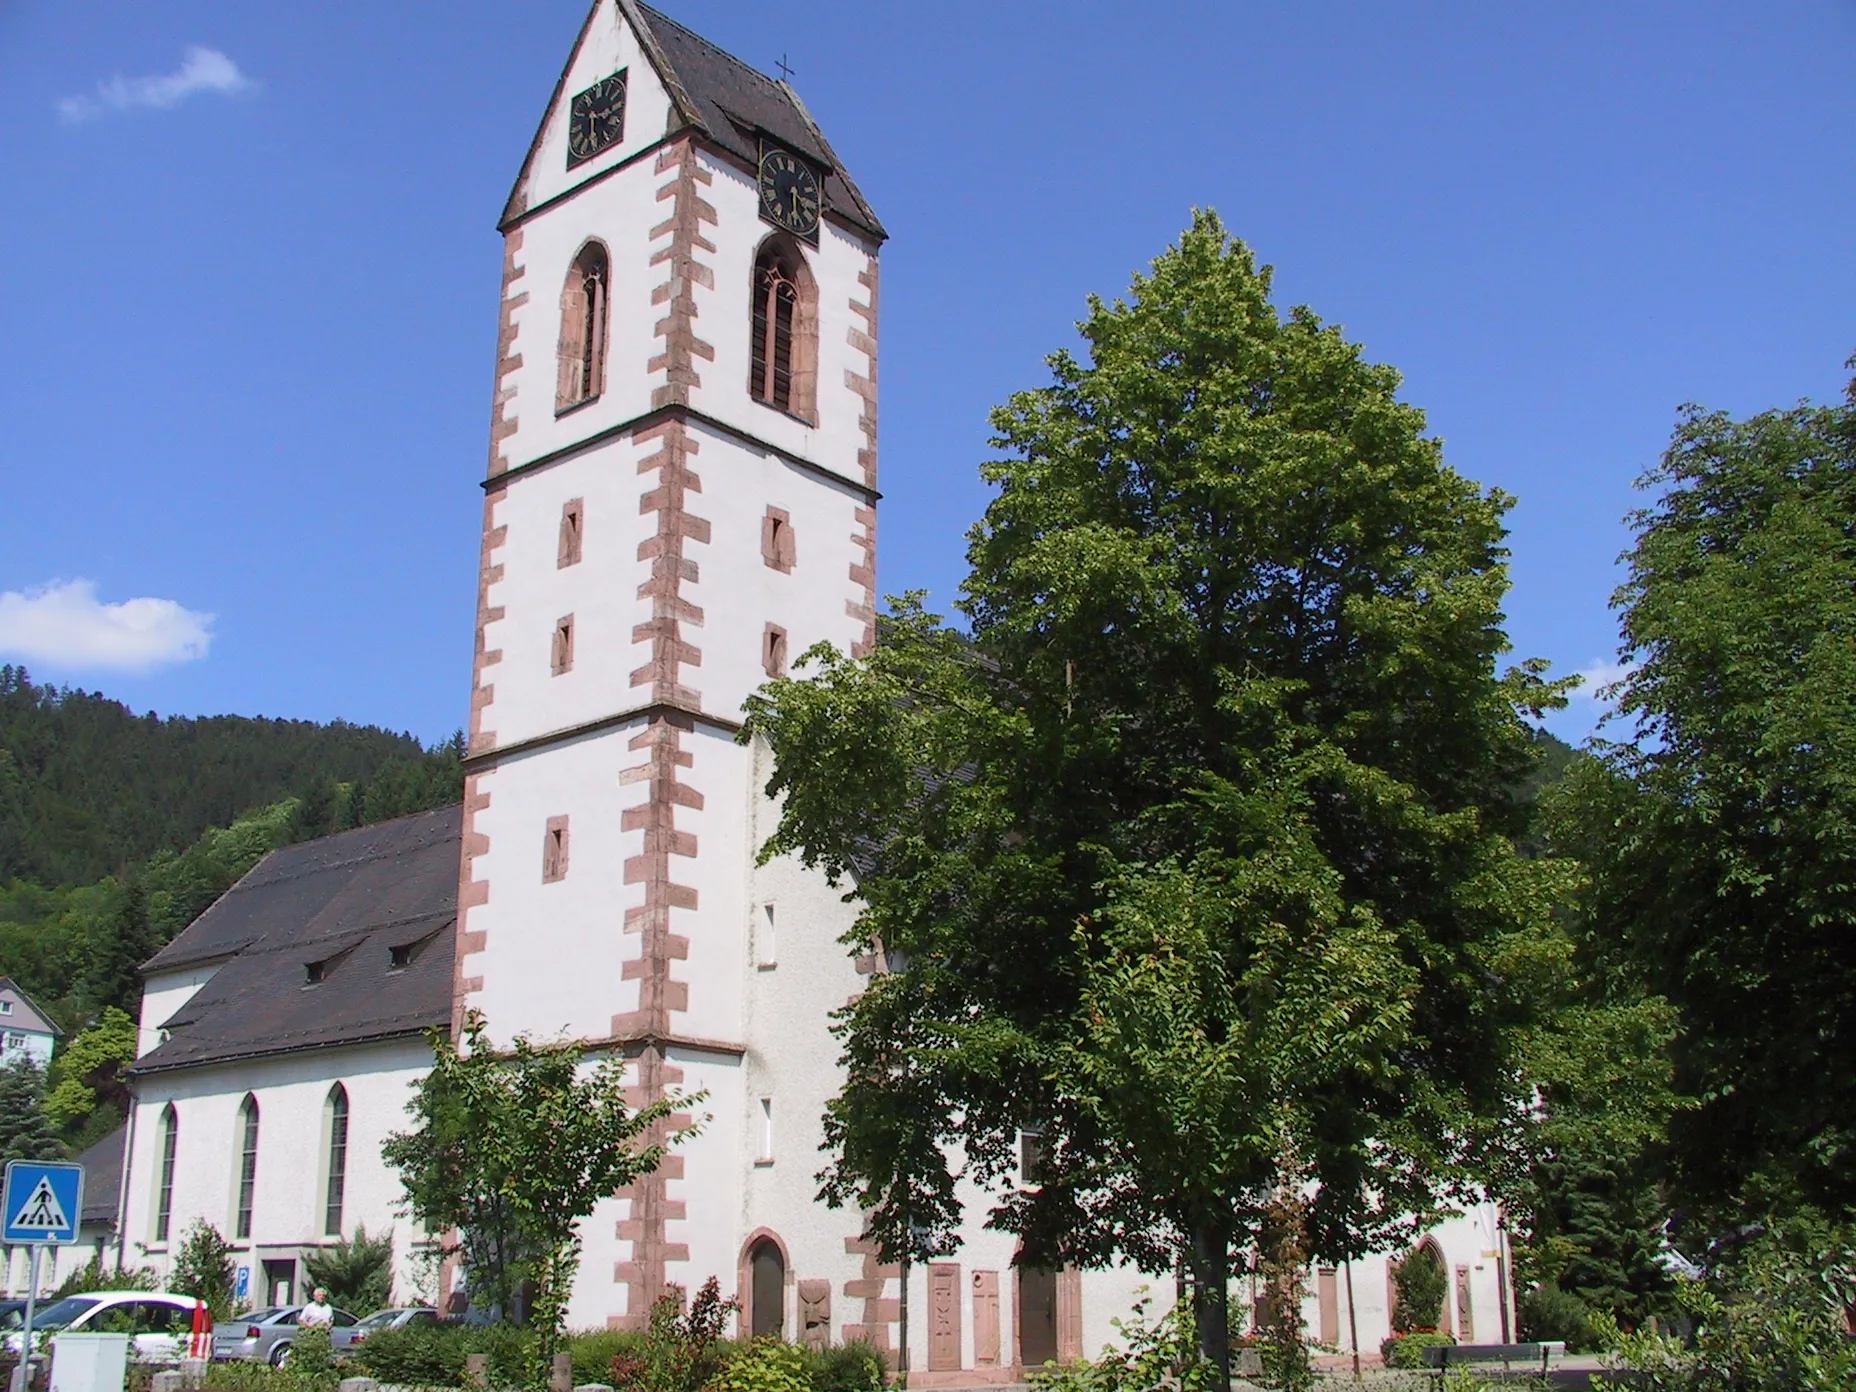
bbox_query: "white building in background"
[0,976,61,1072]
[111,0,1518,1370]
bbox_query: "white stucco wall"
[0,1027,53,1071]
[138,965,224,1057]
[118,1038,436,1309]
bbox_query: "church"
[101,2,1516,1373]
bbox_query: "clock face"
[758,146,822,238]
[566,71,627,168]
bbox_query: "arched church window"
[557,242,609,411]
[234,1094,260,1239]
[154,1104,179,1242]
[749,237,818,422]
[324,1084,349,1236]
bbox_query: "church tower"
[454,0,888,1334]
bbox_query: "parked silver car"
[331,1307,440,1356]
[211,1305,358,1365]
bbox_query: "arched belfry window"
[749,236,818,423]
[557,241,609,411]
[323,1084,350,1236]
[234,1094,260,1239]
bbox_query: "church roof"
[76,1124,125,1228]
[131,806,460,1075]
[503,1,884,241]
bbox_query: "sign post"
[4,1161,84,1392]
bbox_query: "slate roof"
[503,1,884,241]
[0,977,62,1038]
[130,807,460,1075]
[76,1125,126,1228]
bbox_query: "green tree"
[79,883,154,1017]
[744,212,1603,1381]
[171,1218,237,1319]
[1555,368,1856,1216]
[0,1060,64,1165]
[384,1012,699,1386]
[43,1007,138,1142]
[1391,1246,1446,1333]
[303,1224,395,1315]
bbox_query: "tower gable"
[503,0,884,241]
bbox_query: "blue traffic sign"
[3,1161,83,1244]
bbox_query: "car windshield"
[354,1311,400,1330]
[25,1298,100,1332]
[237,1308,283,1325]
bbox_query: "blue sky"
[1,2,1851,746]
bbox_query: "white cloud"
[1570,658,1632,704]
[0,580,213,672]
[58,46,252,124]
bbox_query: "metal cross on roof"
[775,52,794,81]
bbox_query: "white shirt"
[298,1302,334,1327]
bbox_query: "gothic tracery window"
[749,238,817,422]
[557,242,609,411]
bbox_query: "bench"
[1421,1341,1568,1374]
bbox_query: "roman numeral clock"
[567,70,627,167]
[758,142,821,240]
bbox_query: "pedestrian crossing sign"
[3,1161,83,1244]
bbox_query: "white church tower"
[452,0,888,1337]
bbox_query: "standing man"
[299,1288,334,1326]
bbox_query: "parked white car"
[3,1291,202,1362]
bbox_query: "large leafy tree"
[384,1014,698,1384]
[1555,369,1856,1217]
[745,212,1597,1377]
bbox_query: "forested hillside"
[0,665,439,885]
[0,667,465,1151]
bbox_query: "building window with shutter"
[324,1085,349,1236]
[234,1094,260,1239]
[558,498,585,568]
[556,242,610,412]
[749,237,818,422]
[761,507,795,572]
[551,615,574,675]
[763,624,788,678]
[542,816,570,883]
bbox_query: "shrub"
[711,1339,809,1392]
[172,1219,238,1320]
[611,1278,741,1392]
[1391,1247,1446,1334]
[352,1321,532,1388]
[798,1341,885,1392]
[202,1363,292,1392]
[303,1225,394,1316]
[1517,1282,1595,1351]
[283,1325,337,1392]
[1595,1221,1856,1391]
[1381,1329,1455,1369]
[1029,1294,1214,1392]
[566,1328,645,1387]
